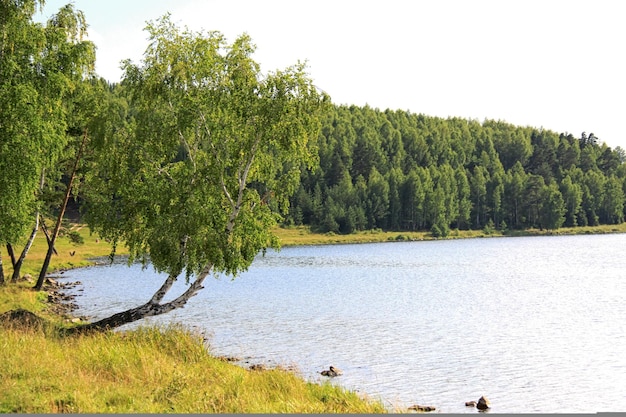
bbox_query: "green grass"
[0,322,387,413]
[1,223,128,280]
[273,223,626,246]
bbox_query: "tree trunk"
[0,251,5,285]
[40,221,58,256]
[35,131,88,291]
[11,212,40,283]
[66,263,212,334]
[6,243,16,268]
[12,169,45,282]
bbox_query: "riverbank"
[275,223,626,246]
[1,279,387,413]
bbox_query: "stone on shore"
[476,395,490,410]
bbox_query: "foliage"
[84,16,327,280]
[0,0,95,283]
[285,106,626,234]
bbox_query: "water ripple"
[61,234,626,413]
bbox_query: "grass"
[274,222,626,246]
[0,321,387,413]
[1,224,128,280]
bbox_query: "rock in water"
[465,401,477,407]
[408,404,436,412]
[476,396,490,410]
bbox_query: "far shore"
[3,223,626,280]
[275,223,626,246]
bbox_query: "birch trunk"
[66,263,212,333]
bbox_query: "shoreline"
[6,224,625,413]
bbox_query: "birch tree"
[0,0,94,283]
[77,16,327,331]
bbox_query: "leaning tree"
[76,15,328,331]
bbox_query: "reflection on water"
[61,234,626,413]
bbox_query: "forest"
[283,105,626,236]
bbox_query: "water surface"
[61,234,626,413]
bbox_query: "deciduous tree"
[77,16,327,331]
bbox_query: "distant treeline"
[283,105,626,236]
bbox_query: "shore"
[4,222,626,286]
[0,226,390,413]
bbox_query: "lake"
[59,234,626,413]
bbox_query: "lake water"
[59,234,626,413]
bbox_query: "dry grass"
[274,223,626,246]
[0,318,387,413]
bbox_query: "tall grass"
[0,322,387,413]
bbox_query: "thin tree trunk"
[6,243,16,268]
[11,212,40,283]
[11,170,45,282]
[35,130,88,291]
[0,251,5,285]
[67,263,213,333]
[40,220,58,256]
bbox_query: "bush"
[67,231,84,245]
[430,221,449,238]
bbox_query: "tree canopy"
[0,0,95,283]
[75,16,328,330]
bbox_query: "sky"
[35,0,626,151]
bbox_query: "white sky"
[36,0,626,150]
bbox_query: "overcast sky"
[36,0,626,150]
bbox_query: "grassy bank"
[0,283,387,413]
[275,223,626,246]
[0,225,390,413]
[1,224,128,280]
[0,319,386,413]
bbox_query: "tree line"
[283,105,626,236]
